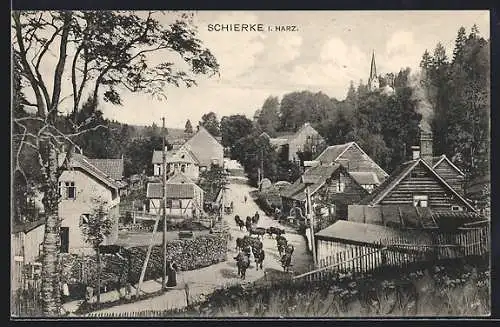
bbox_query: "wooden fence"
[11,262,43,317]
[294,226,490,283]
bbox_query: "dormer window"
[451,205,463,211]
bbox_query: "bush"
[60,231,230,295]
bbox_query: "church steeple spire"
[368,50,379,91]
[369,50,377,80]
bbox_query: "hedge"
[60,231,230,289]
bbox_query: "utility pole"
[260,148,264,184]
[305,181,317,267]
[162,117,167,291]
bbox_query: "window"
[335,181,345,193]
[80,214,90,225]
[451,205,463,211]
[413,195,428,207]
[166,199,173,208]
[59,182,76,199]
[181,164,186,173]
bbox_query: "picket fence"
[293,226,489,283]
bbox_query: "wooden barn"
[315,220,432,271]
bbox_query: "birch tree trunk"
[40,146,62,316]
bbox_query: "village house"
[262,122,325,162]
[314,141,388,191]
[58,153,121,255]
[280,163,369,225]
[348,130,478,227]
[151,126,223,178]
[146,172,204,218]
[152,146,200,181]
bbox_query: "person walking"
[244,195,247,203]
[166,261,178,287]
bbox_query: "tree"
[184,119,193,134]
[257,96,280,135]
[198,164,229,202]
[199,111,220,136]
[220,114,254,149]
[12,11,218,316]
[233,133,279,186]
[79,198,113,304]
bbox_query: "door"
[60,227,69,253]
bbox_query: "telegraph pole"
[162,117,167,291]
[305,181,317,267]
[260,148,264,183]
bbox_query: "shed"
[315,220,431,269]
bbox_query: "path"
[67,178,312,316]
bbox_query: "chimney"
[420,129,433,165]
[411,145,420,160]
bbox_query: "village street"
[71,178,312,316]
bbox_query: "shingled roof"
[69,154,120,190]
[87,158,124,180]
[316,220,431,246]
[315,142,353,163]
[280,164,342,202]
[349,172,380,185]
[147,172,202,199]
[183,126,223,167]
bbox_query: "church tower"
[368,50,379,91]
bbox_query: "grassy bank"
[155,257,490,317]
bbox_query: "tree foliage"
[12,10,219,316]
[256,96,280,135]
[220,114,254,148]
[199,111,221,137]
[184,119,193,134]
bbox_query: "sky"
[21,10,490,129]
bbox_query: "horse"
[234,215,245,230]
[234,250,251,279]
[239,236,263,254]
[249,227,266,240]
[235,237,244,251]
[254,248,265,271]
[245,217,253,232]
[252,212,260,224]
[267,226,285,238]
[280,252,292,273]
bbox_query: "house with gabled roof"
[264,123,325,162]
[280,163,369,223]
[314,141,388,188]
[183,126,224,170]
[357,157,476,212]
[146,172,204,218]
[151,126,223,178]
[58,153,121,254]
[152,147,200,181]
